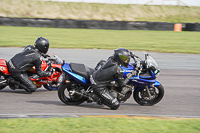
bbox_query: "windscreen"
[146,55,159,70]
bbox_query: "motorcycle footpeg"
[86,98,93,103]
[97,100,103,105]
[0,79,8,86]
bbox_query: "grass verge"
[0,26,199,54]
[0,0,200,23]
[0,117,200,133]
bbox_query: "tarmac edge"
[0,114,200,119]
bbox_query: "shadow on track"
[26,100,139,110]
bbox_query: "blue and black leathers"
[91,56,125,110]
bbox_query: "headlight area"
[149,66,160,77]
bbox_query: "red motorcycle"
[0,53,64,91]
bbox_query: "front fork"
[145,82,160,100]
[135,81,161,100]
[145,86,152,98]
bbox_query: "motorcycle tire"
[43,84,59,91]
[0,86,6,90]
[0,73,7,90]
[133,84,164,106]
[58,81,86,105]
[44,72,65,91]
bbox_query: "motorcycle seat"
[70,63,94,80]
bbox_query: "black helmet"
[114,48,130,67]
[34,37,49,54]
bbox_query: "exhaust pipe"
[69,90,90,99]
[0,79,8,86]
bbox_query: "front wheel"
[133,84,164,106]
[58,81,86,105]
[44,73,65,91]
[43,84,59,91]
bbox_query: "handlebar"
[130,52,145,78]
[41,53,50,58]
[130,53,143,69]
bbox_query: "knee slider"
[110,98,120,110]
[110,103,120,110]
[29,85,37,92]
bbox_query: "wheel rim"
[62,84,85,102]
[44,83,59,90]
[140,87,158,101]
[137,87,159,104]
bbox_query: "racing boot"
[18,84,32,93]
[8,77,32,93]
[7,77,20,90]
[93,87,120,110]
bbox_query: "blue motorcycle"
[58,53,164,107]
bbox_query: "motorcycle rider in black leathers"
[90,48,131,110]
[7,37,51,93]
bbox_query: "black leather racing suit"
[90,56,125,110]
[7,45,51,92]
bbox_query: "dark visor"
[119,55,129,62]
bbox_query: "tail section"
[0,59,10,75]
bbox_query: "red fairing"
[0,59,48,75]
[30,60,47,72]
[0,59,10,75]
[41,60,47,71]
[51,63,62,70]
[0,53,63,90]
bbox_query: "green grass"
[0,26,199,54]
[0,117,199,133]
[0,0,200,23]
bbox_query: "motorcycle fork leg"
[145,86,152,98]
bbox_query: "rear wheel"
[133,84,164,106]
[0,73,7,90]
[58,81,86,105]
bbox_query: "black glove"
[46,71,52,77]
[41,53,50,58]
[46,68,55,77]
[122,71,136,86]
[31,74,40,79]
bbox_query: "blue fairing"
[129,77,156,87]
[121,64,158,87]
[152,81,161,87]
[62,62,160,87]
[62,63,90,85]
[134,81,161,91]
[120,64,135,77]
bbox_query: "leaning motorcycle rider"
[90,48,131,110]
[7,37,52,93]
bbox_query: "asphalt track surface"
[0,48,200,118]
